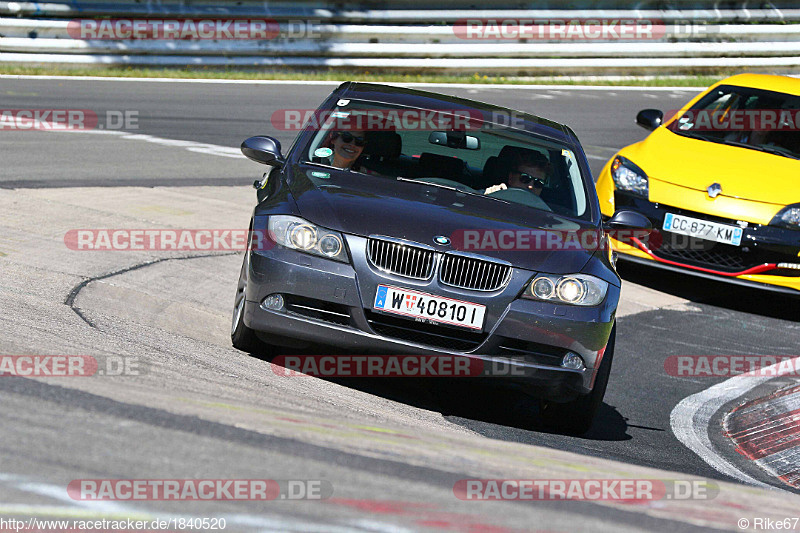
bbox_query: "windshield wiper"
[397,177,476,194]
[396,177,504,201]
[670,129,711,141]
[720,139,800,160]
[756,145,800,160]
[304,161,355,172]
[672,131,800,159]
[718,139,751,149]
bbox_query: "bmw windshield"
[299,101,593,221]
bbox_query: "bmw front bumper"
[244,235,618,400]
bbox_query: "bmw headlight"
[523,274,608,306]
[610,156,649,198]
[268,215,348,262]
[771,204,800,230]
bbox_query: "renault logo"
[433,236,451,246]
[707,183,722,198]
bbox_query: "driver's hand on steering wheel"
[484,183,508,195]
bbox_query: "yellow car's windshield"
[667,84,800,160]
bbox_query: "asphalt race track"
[1,77,800,532]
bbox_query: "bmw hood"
[288,164,598,274]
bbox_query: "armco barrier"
[1,2,799,74]
[2,1,800,21]
[5,37,800,58]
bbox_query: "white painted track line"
[41,128,244,158]
[670,355,800,491]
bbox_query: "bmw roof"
[334,82,574,144]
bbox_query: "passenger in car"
[316,130,394,176]
[484,151,552,195]
[328,130,367,169]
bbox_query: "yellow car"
[596,73,800,295]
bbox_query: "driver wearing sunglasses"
[485,151,551,196]
[328,130,367,170]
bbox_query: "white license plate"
[373,285,486,330]
[662,213,743,246]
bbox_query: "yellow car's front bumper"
[609,234,800,294]
[597,158,800,295]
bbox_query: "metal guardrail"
[4,35,800,58]
[5,18,800,42]
[3,53,799,71]
[2,1,800,21]
[1,3,799,73]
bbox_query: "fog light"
[561,352,585,371]
[778,262,800,269]
[261,293,285,311]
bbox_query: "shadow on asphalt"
[434,384,632,442]
[334,378,632,441]
[250,346,633,441]
[617,261,800,321]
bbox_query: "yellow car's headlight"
[610,156,649,198]
[772,204,800,230]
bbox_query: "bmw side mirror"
[604,210,652,234]
[604,210,652,246]
[635,109,663,131]
[241,136,285,166]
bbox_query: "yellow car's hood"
[621,127,799,206]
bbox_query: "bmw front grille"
[367,237,436,280]
[368,236,511,291]
[439,253,511,291]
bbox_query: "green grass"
[0,65,727,86]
